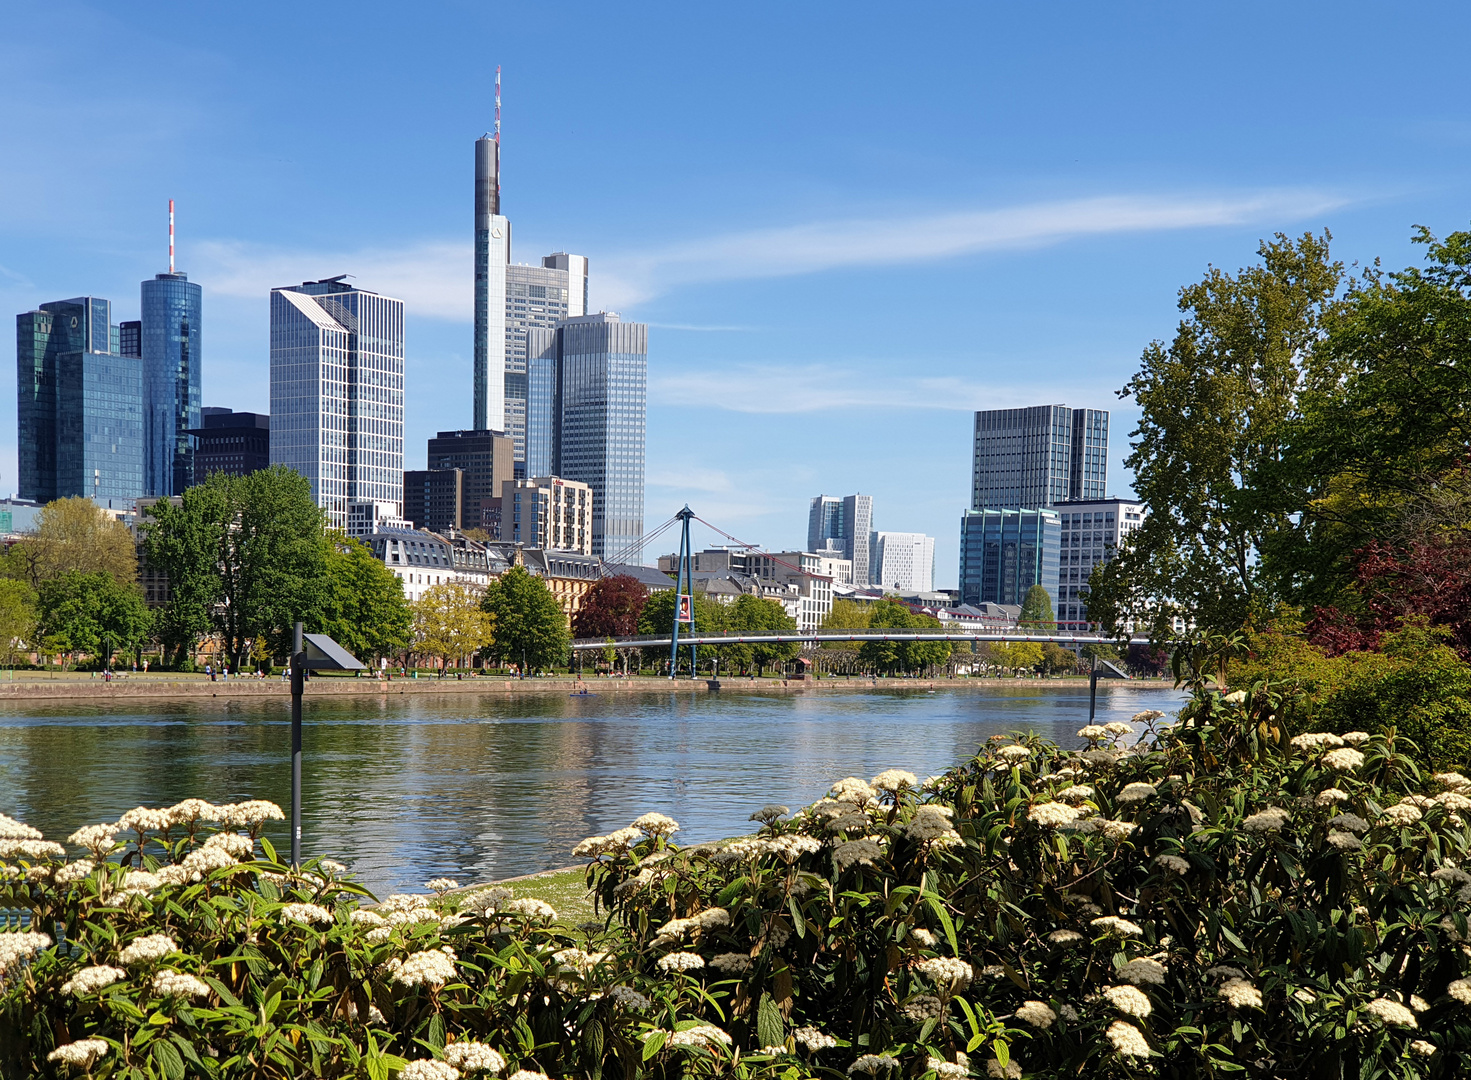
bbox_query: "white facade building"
[365,527,493,603]
[270,277,404,531]
[1055,497,1145,631]
[869,531,936,592]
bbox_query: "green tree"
[1017,584,1056,630]
[1088,232,1345,641]
[0,579,36,669]
[991,640,1044,675]
[1040,641,1079,676]
[858,599,918,673]
[822,599,871,630]
[902,611,952,673]
[142,467,328,668]
[414,582,494,672]
[6,497,138,587]
[35,571,151,668]
[724,594,799,676]
[321,532,413,662]
[482,565,570,673]
[637,588,726,674]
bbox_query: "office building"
[187,408,270,480]
[1055,497,1144,631]
[269,276,404,531]
[502,476,592,554]
[525,312,646,559]
[472,131,589,464]
[17,297,144,503]
[140,272,203,496]
[807,493,874,586]
[870,531,936,592]
[958,507,1061,609]
[403,468,464,535]
[970,405,1109,511]
[748,551,835,631]
[426,428,516,531]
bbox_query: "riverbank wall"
[0,673,1177,702]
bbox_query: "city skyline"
[5,3,1471,584]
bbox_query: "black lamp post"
[1088,654,1131,723]
[289,621,363,866]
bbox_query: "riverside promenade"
[0,672,1176,701]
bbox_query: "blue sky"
[4,2,1470,585]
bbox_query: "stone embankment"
[0,673,1175,701]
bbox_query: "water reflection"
[0,684,1186,894]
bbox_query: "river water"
[0,683,1186,895]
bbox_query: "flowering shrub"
[6,687,1471,1077]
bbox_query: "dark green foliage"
[482,565,570,673]
[1017,585,1055,629]
[36,571,151,665]
[859,598,952,674]
[321,533,413,662]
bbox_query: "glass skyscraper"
[269,277,404,530]
[970,404,1108,511]
[141,271,202,496]
[504,255,587,473]
[807,493,874,585]
[16,296,143,502]
[525,313,646,559]
[958,507,1061,608]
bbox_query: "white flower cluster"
[749,804,791,823]
[1028,802,1081,827]
[1381,803,1423,826]
[46,1038,110,1067]
[1117,782,1157,804]
[609,984,652,1010]
[506,1071,551,1080]
[392,949,458,988]
[1117,957,1167,986]
[1104,721,1134,736]
[1447,978,1471,1005]
[1327,812,1370,833]
[572,826,643,858]
[655,907,730,941]
[551,947,608,974]
[1153,854,1190,875]
[1104,983,1152,1017]
[1315,787,1350,806]
[425,878,459,893]
[60,964,127,996]
[985,1058,1021,1079]
[0,813,42,840]
[793,1025,837,1051]
[400,1061,460,1080]
[1363,997,1417,1028]
[1327,831,1363,852]
[0,838,66,860]
[1014,999,1057,1028]
[1057,785,1094,802]
[281,903,334,927]
[1218,979,1262,1009]
[1048,929,1083,945]
[871,769,919,791]
[910,927,938,947]
[848,1053,901,1073]
[67,823,121,856]
[1242,807,1292,833]
[667,1024,732,1048]
[906,805,962,847]
[656,951,705,973]
[443,1041,506,1073]
[996,746,1031,763]
[916,956,972,989]
[502,898,557,921]
[829,777,878,805]
[0,931,51,975]
[119,934,177,966]
[152,970,211,999]
[928,1055,969,1079]
[1090,915,1143,938]
[1106,1019,1150,1057]
[1321,748,1365,772]
[54,859,95,885]
[1077,725,1108,742]
[1291,732,1344,750]
[631,812,680,837]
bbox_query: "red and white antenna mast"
[168,199,175,274]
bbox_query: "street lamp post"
[289,621,363,867]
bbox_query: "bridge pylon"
[669,506,697,679]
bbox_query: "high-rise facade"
[1055,497,1145,631]
[970,405,1108,511]
[870,531,936,592]
[525,313,647,559]
[426,428,516,531]
[806,493,874,585]
[140,272,202,496]
[505,255,587,472]
[403,468,464,535]
[269,276,404,530]
[473,134,510,433]
[959,508,1061,608]
[503,476,593,554]
[187,408,270,481]
[17,297,144,502]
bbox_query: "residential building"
[501,476,592,554]
[403,468,463,535]
[601,562,677,593]
[366,527,462,602]
[748,551,834,631]
[958,507,1061,609]
[525,313,646,559]
[807,494,873,586]
[657,547,754,575]
[17,296,144,502]
[521,548,601,620]
[870,531,936,592]
[269,276,404,531]
[1054,497,1145,631]
[140,272,202,496]
[426,428,515,531]
[187,408,270,481]
[970,405,1108,511]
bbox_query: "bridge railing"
[571,628,1140,648]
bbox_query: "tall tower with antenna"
[141,198,203,495]
[473,66,511,432]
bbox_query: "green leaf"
[924,894,959,955]
[993,1041,1010,1070]
[642,1030,667,1060]
[428,1012,446,1050]
[152,1038,186,1080]
[259,836,278,863]
[757,991,785,1050]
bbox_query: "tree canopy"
[5,497,137,587]
[35,571,150,667]
[321,533,413,662]
[482,565,569,673]
[572,575,648,638]
[1017,584,1056,629]
[414,582,493,670]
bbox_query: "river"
[0,683,1186,895]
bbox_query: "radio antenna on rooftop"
[168,199,175,274]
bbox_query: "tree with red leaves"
[572,574,648,638]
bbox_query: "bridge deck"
[572,630,1138,650]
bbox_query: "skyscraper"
[17,297,144,502]
[504,255,587,471]
[141,271,202,495]
[870,531,936,592]
[806,494,873,586]
[473,133,510,433]
[959,508,1061,607]
[970,404,1109,510]
[426,428,515,530]
[525,312,647,559]
[269,276,404,531]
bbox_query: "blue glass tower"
[16,296,144,502]
[959,507,1060,609]
[141,272,202,495]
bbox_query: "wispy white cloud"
[189,187,1354,320]
[647,322,757,332]
[651,363,1120,415]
